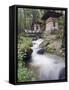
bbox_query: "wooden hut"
[41,11,62,33]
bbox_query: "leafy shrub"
[17,62,37,82]
[46,47,56,53]
[18,34,32,62]
[17,34,37,82]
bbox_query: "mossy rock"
[46,47,56,53]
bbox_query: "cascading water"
[31,39,65,80]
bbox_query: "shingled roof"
[42,11,62,20]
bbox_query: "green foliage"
[58,18,64,26]
[46,47,56,53]
[18,34,32,62]
[61,34,65,48]
[17,62,37,82]
[56,32,63,39]
[58,17,65,30]
[17,34,37,82]
[42,27,65,57]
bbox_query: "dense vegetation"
[17,34,37,82]
[41,29,65,57]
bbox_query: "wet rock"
[37,48,45,54]
[59,68,65,80]
[23,48,33,67]
[33,37,37,40]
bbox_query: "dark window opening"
[53,21,56,27]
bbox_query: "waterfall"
[31,39,65,80]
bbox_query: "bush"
[17,34,37,82]
[46,47,56,53]
[17,62,37,82]
[18,34,32,62]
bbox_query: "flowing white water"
[31,39,65,80]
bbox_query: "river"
[31,39,65,80]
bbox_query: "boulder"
[59,68,65,80]
[23,48,33,67]
[37,48,45,54]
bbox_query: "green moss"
[46,47,56,53]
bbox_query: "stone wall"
[45,17,59,32]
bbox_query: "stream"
[31,39,65,80]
